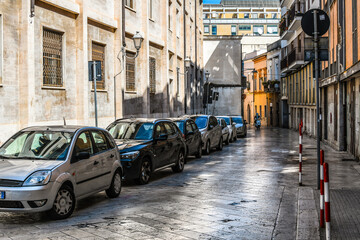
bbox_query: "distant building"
[203,0,281,57]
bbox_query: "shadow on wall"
[122,83,185,117]
[205,40,241,84]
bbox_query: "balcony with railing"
[280,0,304,40]
[287,47,304,69]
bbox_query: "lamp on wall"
[113,31,144,120]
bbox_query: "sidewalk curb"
[296,187,320,240]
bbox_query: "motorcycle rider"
[254,113,261,129]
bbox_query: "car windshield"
[221,117,231,125]
[192,117,208,129]
[174,121,184,134]
[231,117,243,124]
[108,122,154,140]
[0,131,74,160]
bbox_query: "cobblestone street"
[0,128,302,240]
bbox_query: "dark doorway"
[247,104,251,124]
[324,87,328,140]
[350,79,356,155]
[334,85,338,141]
[282,100,289,128]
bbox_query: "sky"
[203,0,221,4]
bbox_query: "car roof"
[169,117,194,122]
[20,125,103,133]
[114,118,170,124]
[189,115,211,118]
[216,116,231,118]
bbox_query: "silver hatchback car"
[0,126,122,219]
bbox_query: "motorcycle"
[255,119,261,130]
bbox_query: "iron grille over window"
[43,28,63,87]
[126,52,136,91]
[92,42,105,90]
[149,57,156,94]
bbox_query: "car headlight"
[120,151,140,160]
[23,170,52,186]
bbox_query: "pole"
[314,10,320,190]
[299,124,303,186]
[114,75,116,121]
[206,81,209,115]
[93,61,98,127]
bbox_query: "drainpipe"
[184,0,187,114]
[122,0,126,47]
[194,0,198,114]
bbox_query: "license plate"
[0,191,5,199]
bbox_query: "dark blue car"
[107,118,186,184]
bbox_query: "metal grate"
[92,42,105,90]
[126,52,136,91]
[43,29,63,87]
[149,57,156,94]
[0,201,24,208]
[0,179,23,187]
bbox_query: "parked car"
[231,116,247,137]
[217,116,237,142]
[107,118,186,184]
[190,115,223,155]
[172,117,202,159]
[0,126,123,219]
[217,118,230,145]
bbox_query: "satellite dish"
[257,28,263,35]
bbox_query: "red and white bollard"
[324,162,331,239]
[320,150,325,228]
[299,123,303,186]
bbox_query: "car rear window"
[174,121,184,133]
[231,117,243,124]
[192,117,208,129]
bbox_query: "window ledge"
[125,91,137,94]
[91,89,107,93]
[42,86,66,91]
[125,6,136,13]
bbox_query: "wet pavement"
[0,128,304,240]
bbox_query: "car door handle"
[110,154,115,158]
[94,161,99,165]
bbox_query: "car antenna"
[63,117,66,126]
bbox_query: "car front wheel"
[195,142,202,158]
[217,137,223,151]
[106,170,122,198]
[136,159,151,185]
[49,185,76,220]
[172,150,185,173]
[203,140,211,155]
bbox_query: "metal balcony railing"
[287,48,304,66]
[281,57,288,70]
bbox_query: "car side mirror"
[186,131,194,136]
[156,134,168,141]
[208,125,214,130]
[232,122,236,126]
[73,151,90,162]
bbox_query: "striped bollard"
[299,124,302,186]
[320,150,325,228]
[324,163,331,239]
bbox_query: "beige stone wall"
[0,0,204,144]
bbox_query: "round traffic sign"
[301,9,330,37]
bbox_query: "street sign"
[88,61,102,81]
[301,9,330,37]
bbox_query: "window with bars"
[149,57,156,94]
[92,42,105,90]
[126,52,136,91]
[43,28,63,87]
[125,0,134,8]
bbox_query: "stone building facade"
[319,0,360,159]
[280,0,320,136]
[0,0,204,144]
